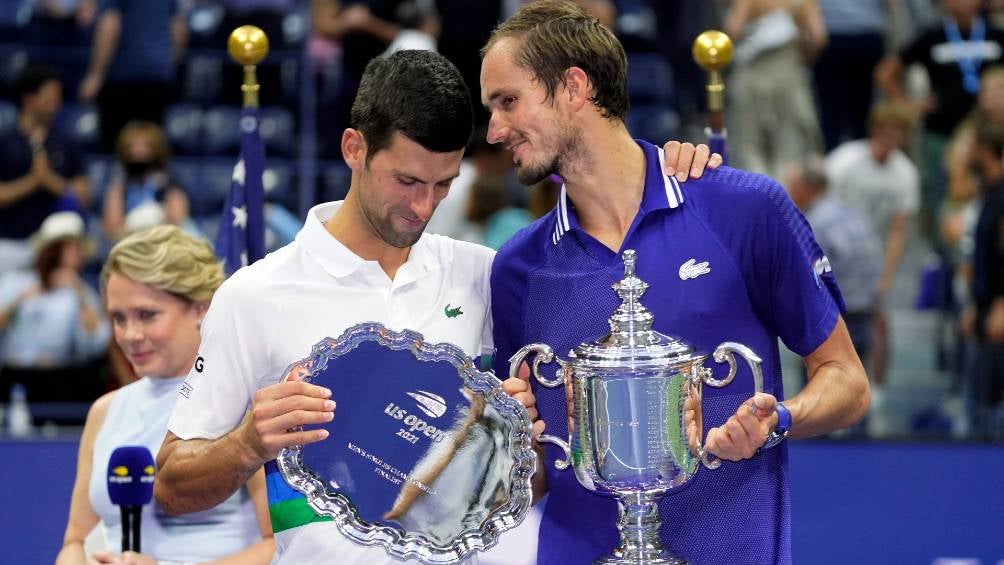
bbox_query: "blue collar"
[552,140,684,245]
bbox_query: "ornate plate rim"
[276,322,537,564]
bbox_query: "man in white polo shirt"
[152,49,715,564]
[154,50,500,564]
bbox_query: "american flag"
[215,108,266,276]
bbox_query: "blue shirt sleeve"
[489,243,523,378]
[751,175,843,355]
[694,169,843,357]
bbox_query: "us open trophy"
[509,250,763,564]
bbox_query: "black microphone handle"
[119,506,130,552]
[130,505,142,553]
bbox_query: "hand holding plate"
[237,362,335,463]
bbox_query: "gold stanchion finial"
[228,25,269,66]
[692,30,733,73]
[692,30,733,129]
[227,26,270,108]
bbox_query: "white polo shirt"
[167,201,495,564]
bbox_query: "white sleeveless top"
[88,376,260,561]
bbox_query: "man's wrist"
[760,402,791,451]
[229,420,268,469]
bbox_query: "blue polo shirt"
[490,140,844,565]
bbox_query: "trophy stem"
[596,493,685,565]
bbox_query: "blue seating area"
[0,0,688,234]
[0,0,313,233]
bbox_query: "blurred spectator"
[875,0,1004,238]
[825,101,919,408]
[101,121,197,241]
[941,66,1004,278]
[31,0,97,45]
[464,174,532,249]
[385,0,438,52]
[813,0,889,151]
[0,211,110,420]
[959,121,1004,438]
[79,0,188,151]
[426,127,519,242]
[725,0,827,180]
[650,0,716,133]
[434,0,502,129]
[264,202,305,250]
[312,0,438,156]
[785,156,882,370]
[0,64,88,275]
[219,0,295,48]
[945,66,1004,209]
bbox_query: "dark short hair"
[482,0,629,121]
[350,50,473,161]
[14,64,60,108]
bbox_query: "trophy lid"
[569,250,704,369]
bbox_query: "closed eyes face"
[356,132,463,248]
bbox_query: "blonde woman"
[56,225,273,565]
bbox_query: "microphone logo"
[109,465,132,484]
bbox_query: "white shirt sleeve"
[824,143,853,195]
[894,153,921,215]
[167,272,272,440]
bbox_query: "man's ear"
[562,66,591,111]
[341,128,368,169]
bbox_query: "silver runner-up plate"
[276,322,537,564]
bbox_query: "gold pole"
[692,30,733,132]
[227,25,270,108]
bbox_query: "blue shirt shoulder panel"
[679,166,844,355]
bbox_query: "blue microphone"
[107,446,156,553]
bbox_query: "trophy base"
[595,553,686,565]
[592,492,686,565]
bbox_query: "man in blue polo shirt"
[481,2,870,563]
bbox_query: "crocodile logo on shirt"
[678,258,711,280]
[444,304,463,318]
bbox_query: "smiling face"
[349,130,463,248]
[481,37,580,186]
[105,272,205,379]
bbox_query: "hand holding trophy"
[509,250,764,565]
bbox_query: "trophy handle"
[508,344,575,472]
[699,342,764,469]
[536,434,573,471]
[508,343,564,387]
